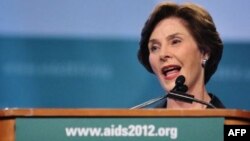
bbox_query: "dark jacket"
[153,93,225,108]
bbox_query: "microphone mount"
[167,91,216,108]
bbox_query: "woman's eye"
[171,39,181,45]
[149,45,158,52]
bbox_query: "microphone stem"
[130,92,216,109]
[130,95,167,109]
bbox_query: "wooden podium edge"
[0,108,250,141]
[1,108,250,125]
[1,108,250,118]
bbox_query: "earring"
[202,59,207,67]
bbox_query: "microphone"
[130,76,186,109]
[167,75,216,108]
[130,75,216,109]
[130,75,189,109]
[167,75,194,103]
[171,75,188,92]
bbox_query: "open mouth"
[161,65,181,77]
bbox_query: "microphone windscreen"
[176,75,185,85]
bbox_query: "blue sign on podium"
[16,117,224,141]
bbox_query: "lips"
[161,65,181,79]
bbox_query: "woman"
[137,2,225,109]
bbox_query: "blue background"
[0,0,250,110]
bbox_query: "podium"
[1,108,250,141]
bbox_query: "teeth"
[164,67,175,71]
[162,66,181,75]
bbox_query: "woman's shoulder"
[208,93,225,108]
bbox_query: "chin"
[161,83,173,93]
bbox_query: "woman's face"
[148,17,207,93]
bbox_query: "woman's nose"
[159,48,172,62]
